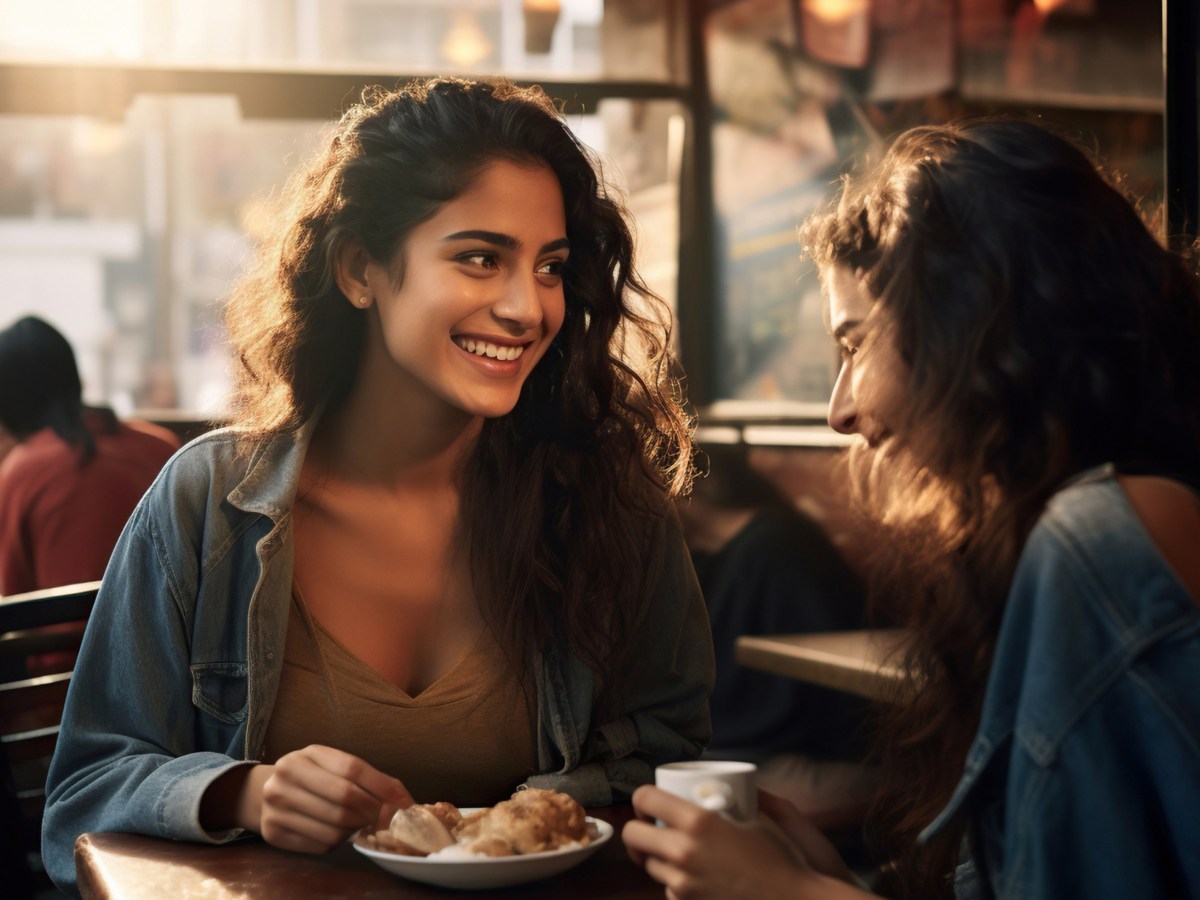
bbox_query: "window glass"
[0,0,678,82]
[707,0,1163,406]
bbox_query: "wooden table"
[75,806,660,899]
[735,629,909,701]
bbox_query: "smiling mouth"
[452,337,527,362]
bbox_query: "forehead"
[421,159,565,237]
[825,265,873,331]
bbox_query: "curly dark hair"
[224,77,694,718]
[801,118,1200,898]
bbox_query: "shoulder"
[134,427,271,525]
[995,468,1200,744]
[0,429,73,488]
[121,418,185,450]
[1116,474,1200,603]
[1018,470,1187,611]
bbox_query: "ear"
[334,238,374,309]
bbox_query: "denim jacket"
[42,423,714,896]
[922,465,1200,900]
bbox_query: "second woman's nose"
[827,364,859,435]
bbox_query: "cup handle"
[692,779,734,812]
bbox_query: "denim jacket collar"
[225,420,316,520]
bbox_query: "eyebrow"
[441,230,570,254]
[831,319,862,342]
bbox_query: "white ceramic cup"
[654,760,758,822]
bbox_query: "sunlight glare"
[0,0,144,60]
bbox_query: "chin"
[466,397,523,420]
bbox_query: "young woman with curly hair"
[625,118,1200,900]
[43,77,713,896]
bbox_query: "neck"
[312,342,482,488]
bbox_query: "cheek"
[854,364,892,415]
[859,351,908,422]
[544,290,567,340]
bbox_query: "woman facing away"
[625,118,1200,899]
[0,316,179,598]
[42,77,714,896]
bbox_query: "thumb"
[373,779,414,833]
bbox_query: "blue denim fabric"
[41,424,713,897]
[922,465,1200,899]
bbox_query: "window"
[1,1,1187,437]
[702,0,1164,414]
[0,0,688,416]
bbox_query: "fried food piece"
[384,803,457,856]
[453,787,588,855]
[360,831,424,856]
[425,801,463,833]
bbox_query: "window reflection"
[708,0,1163,405]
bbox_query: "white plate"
[353,812,614,890]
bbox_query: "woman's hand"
[202,744,413,853]
[623,785,874,900]
[756,790,860,884]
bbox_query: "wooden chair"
[0,581,101,896]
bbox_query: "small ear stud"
[359,296,369,307]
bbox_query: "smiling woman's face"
[825,265,907,446]
[348,158,569,421]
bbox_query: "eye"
[458,251,499,270]
[536,257,567,283]
[838,342,858,362]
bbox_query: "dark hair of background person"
[800,117,1200,899]
[222,77,695,721]
[0,316,118,464]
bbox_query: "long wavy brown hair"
[801,118,1200,898]
[224,77,694,720]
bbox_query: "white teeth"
[454,337,524,361]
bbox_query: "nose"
[827,363,858,434]
[492,272,545,333]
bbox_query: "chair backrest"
[0,580,101,895]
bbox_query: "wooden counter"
[735,629,910,702]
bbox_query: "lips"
[452,336,526,362]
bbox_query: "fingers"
[626,784,811,899]
[645,854,688,895]
[757,789,851,882]
[623,813,718,870]
[258,745,412,854]
[302,744,413,807]
[630,785,713,831]
[259,808,358,853]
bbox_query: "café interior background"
[0,0,1166,429]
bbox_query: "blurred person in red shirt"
[0,316,180,598]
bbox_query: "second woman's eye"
[459,252,499,270]
[536,258,567,282]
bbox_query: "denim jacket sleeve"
[923,471,1200,900]
[41,439,269,898]
[527,511,715,806]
